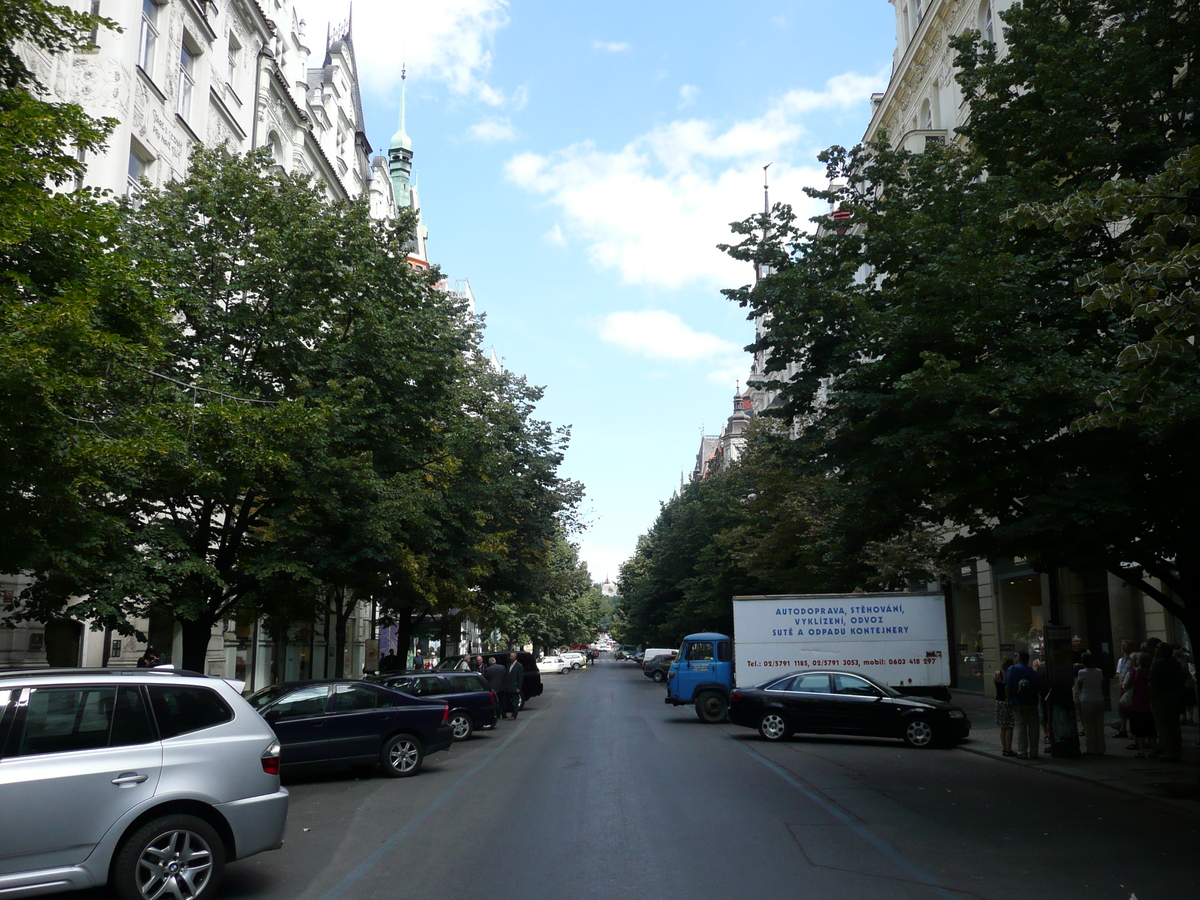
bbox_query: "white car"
[537,656,572,674]
[559,651,586,669]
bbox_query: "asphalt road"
[82,656,1200,900]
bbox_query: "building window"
[981,1,995,44]
[110,639,123,658]
[914,0,924,23]
[227,34,241,90]
[178,38,197,119]
[138,0,159,75]
[921,98,934,130]
[127,143,152,195]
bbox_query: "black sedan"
[728,670,970,748]
[369,671,498,740]
[247,679,453,776]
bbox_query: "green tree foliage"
[0,0,163,628]
[7,145,578,671]
[498,531,601,653]
[720,0,1200,644]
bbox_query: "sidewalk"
[950,690,1200,815]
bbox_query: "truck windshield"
[686,642,714,661]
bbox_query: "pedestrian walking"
[135,648,158,668]
[484,656,506,712]
[994,658,1015,756]
[412,648,424,673]
[1149,643,1184,761]
[1075,652,1106,755]
[1175,647,1196,726]
[1125,652,1156,757]
[504,651,524,720]
[1006,650,1041,759]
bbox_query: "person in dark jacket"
[503,651,525,719]
[485,656,506,701]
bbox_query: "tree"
[720,0,1200,646]
[0,0,167,647]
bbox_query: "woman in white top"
[1075,651,1107,755]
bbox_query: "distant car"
[643,653,676,683]
[247,680,453,777]
[560,651,586,669]
[727,670,971,747]
[0,667,288,900]
[370,671,497,740]
[537,656,574,674]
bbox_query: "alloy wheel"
[135,828,214,900]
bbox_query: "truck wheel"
[902,717,936,748]
[695,691,728,723]
[651,670,666,683]
[758,712,789,741]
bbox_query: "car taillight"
[730,690,742,703]
[442,702,450,722]
[489,691,497,707]
[261,740,281,776]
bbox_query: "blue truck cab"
[665,632,734,722]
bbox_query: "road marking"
[732,739,967,900]
[316,719,532,900]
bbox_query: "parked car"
[559,651,586,669]
[369,671,497,740]
[435,653,544,706]
[727,670,971,748]
[537,656,573,674]
[0,667,288,900]
[643,653,676,683]
[246,680,453,777]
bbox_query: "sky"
[290,0,898,584]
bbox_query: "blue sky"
[292,0,897,583]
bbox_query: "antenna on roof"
[763,162,772,215]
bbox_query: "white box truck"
[732,591,951,695]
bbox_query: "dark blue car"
[370,671,498,740]
[247,679,453,777]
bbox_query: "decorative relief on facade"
[149,108,185,161]
[68,57,128,112]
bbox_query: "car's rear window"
[445,675,485,692]
[148,685,233,739]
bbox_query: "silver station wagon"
[0,668,288,900]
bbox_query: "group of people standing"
[471,653,526,720]
[994,636,1195,762]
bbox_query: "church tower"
[386,66,428,266]
[388,66,414,207]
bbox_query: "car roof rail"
[0,667,209,679]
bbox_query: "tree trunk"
[392,604,427,672]
[332,586,354,679]
[180,618,214,673]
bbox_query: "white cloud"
[544,223,566,247]
[593,40,631,53]
[468,118,517,142]
[288,0,511,105]
[678,84,700,108]
[598,310,741,362]
[504,68,887,290]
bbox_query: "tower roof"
[391,65,412,151]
